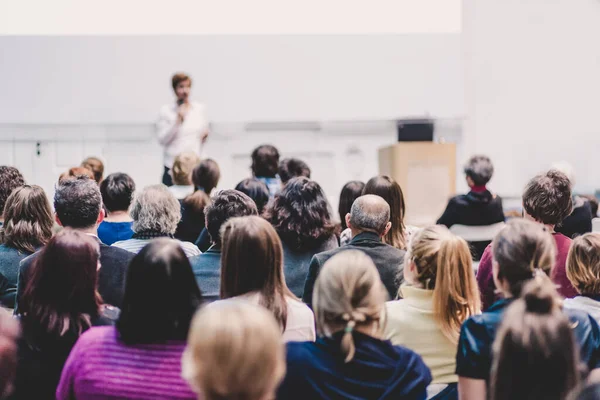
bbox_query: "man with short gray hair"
[302,194,405,306]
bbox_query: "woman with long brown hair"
[15,229,118,400]
[0,185,54,308]
[218,215,315,342]
[386,225,480,399]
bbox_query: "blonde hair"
[406,225,481,343]
[566,233,600,296]
[172,152,200,186]
[182,301,285,400]
[313,250,387,363]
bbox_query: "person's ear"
[381,221,392,237]
[55,213,63,227]
[345,213,352,230]
[97,207,105,225]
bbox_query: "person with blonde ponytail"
[457,218,600,400]
[278,250,431,400]
[386,225,480,399]
[490,279,580,400]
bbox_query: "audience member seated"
[340,176,414,248]
[176,190,211,244]
[98,172,135,245]
[552,161,593,239]
[168,151,200,200]
[278,250,431,399]
[0,309,19,400]
[386,225,481,400]
[16,177,133,310]
[263,177,338,297]
[278,157,311,185]
[437,155,505,259]
[56,239,202,400]
[303,194,405,305]
[489,280,580,400]
[15,230,119,400]
[0,186,53,308]
[457,219,600,400]
[235,178,270,214]
[477,170,577,309]
[189,190,258,302]
[112,184,200,257]
[583,194,599,218]
[191,158,220,194]
[251,144,281,197]
[182,301,286,400]
[565,233,600,323]
[58,166,95,183]
[81,156,104,184]
[338,180,365,232]
[0,166,25,226]
[217,216,315,342]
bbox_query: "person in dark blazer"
[303,194,405,306]
[188,190,258,302]
[14,176,134,312]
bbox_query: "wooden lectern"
[379,142,456,227]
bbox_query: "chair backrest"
[593,218,600,233]
[449,222,506,242]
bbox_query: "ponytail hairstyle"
[312,250,387,363]
[492,218,556,297]
[490,279,580,400]
[406,225,481,343]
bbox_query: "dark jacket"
[189,246,221,303]
[281,235,338,298]
[0,244,34,308]
[302,232,405,306]
[556,196,593,239]
[456,298,600,381]
[278,331,432,400]
[15,238,133,312]
[175,201,206,245]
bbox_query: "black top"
[437,190,505,228]
[556,196,593,239]
[302,232,405,307]
[15,238,134,312]
[194,227,212,253]
[278,331,432,400]
[189,246,221,303]
[175,201,206,245]
[456,298,600,381]
[14,306,118,400]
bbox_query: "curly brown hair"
[523,170,573,226]
[0,166,25,216]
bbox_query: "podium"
[379,142,456,227]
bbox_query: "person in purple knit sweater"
[56,238,203,400]
[477,170,577,310]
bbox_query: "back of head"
[182,190,211,225]
[567,233,600,296]
[339,181,365,230]
[130,185,181,235]
[172,152,200,186]
[523,169,573,226]
[234,178,270,215]
[278,158,311,184]
[0,166,25,217]
[183,301,285,400]
[205,190,258,246]
[1,185,54,253]
[251,145,280,178]
[192,159,221,194]
[263,177,335,250]
[493,218,557,297]
[118,238,203,344]
[407,225,480,343]
[81,156,105,184]
[21,229,102,337]
[54,176,102,229]
[348,194,390,236]
[464,155,494,186]
[491,280,579,400]
[99,172,136,213]
[364,176,406,249]
[220,216,291,329]
[59,166,95,183]
[313,250,387,362]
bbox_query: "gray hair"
[348,195,390,235]
[464,155,494,186]
[131,185,181,234]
